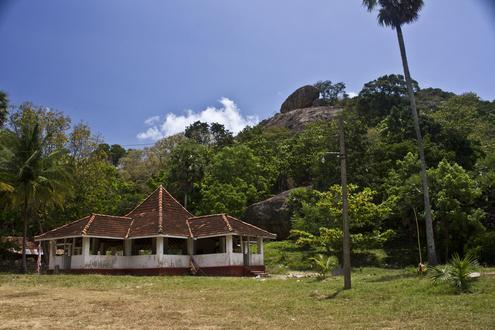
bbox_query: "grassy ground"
[0,268,494,329]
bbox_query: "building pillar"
[226,235,233,254]
[156,237,164,256]
[124,239,132,256]
[226,235,233,266]
[187,238,194,256]
[257,237,263,255]
[82,237,90,267]
[48,240,56,270]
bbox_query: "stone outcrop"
[243,190,294,239]
[280,85,320,113]
[259,106,341,132]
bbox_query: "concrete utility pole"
[338,112,351,290]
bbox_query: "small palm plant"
[430,253,479,293]
[310,254,336,280]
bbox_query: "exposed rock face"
[243,190,293,239]
[259,106,341,132]
[280,85,320,113]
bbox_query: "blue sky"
[0,0,494,146]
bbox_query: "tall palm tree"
[0,116,72,273]
[362,0,438,265]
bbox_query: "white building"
[35,186,275,276]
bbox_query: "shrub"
[430,253,479,293]
[310,254,337,280]
[466,231,495,265]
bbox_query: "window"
[164,238,187,255]
[195,237,225,255]
[232,236,242,253]
[131,238,156,255]
[90,238,124,256]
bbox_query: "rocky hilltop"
[259,84,342,132]
[243,86,343,238]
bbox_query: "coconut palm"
[0,116,72,273]
[362,0,438,265]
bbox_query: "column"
[82,237,90,267]
[257,237,263,255]
[124,239,132,256]
[226,235,233,266]
[226,235,233,254]
[48,240,56,270]
[187,238,194,255]
[156,237,164,256]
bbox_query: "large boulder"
[280,85,320,113]
[259,106,342,133]
[243,190,293,239]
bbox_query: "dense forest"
[1,74,494,267]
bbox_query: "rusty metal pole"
[339,112,351,290]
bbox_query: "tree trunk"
[21,192,28,273]
[339,112,351,289]
[396,25,438,265]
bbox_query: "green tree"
[200,144,272,216]
[313,81,348,105]
[0,90,8,128]
[290,186,393,261]
[428,160,485,262]
[0,113,72,272]
[184,121,234,148]
[357,74,419,125]
[363,0,438,264]
[159,139,210,210]
[185,121,210,145]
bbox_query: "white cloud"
[144,115,160,125]
[347,92,358,98]
[137,97,259,141]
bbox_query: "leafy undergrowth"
[264,240,387,273]
[0,268,494,329]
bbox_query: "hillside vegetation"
[1,75,495,267]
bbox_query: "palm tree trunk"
[21,191,28,273]
[396,25,438,265]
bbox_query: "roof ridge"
[227,215,275,236]
[187,214,225,220]
[82,214,96,235]
[92,213,132,219]
[125,219,135,239]
[158,186,164,234]
[221,214,233,232]
[34,215,91,239]
[185,219,193,238]
[123,185,161,216]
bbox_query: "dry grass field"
[0,268,494,329]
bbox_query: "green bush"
[310,254,337,280]
[466,231,495,265]
[430,253,479,293]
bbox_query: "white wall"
[80,254,191,269]
[49,235,266,270]
[192,253,230,267]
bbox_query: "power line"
[119,142,156,147]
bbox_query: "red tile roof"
[125,186,192,238]
[35,214,132,240]
[35,186,275,241]
[187,214,276,239]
